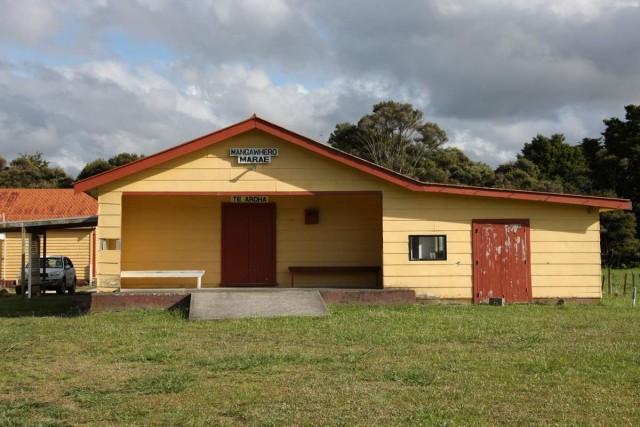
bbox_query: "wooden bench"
[121,270,205,288]
[288,266,381,287]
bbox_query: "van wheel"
[68,278,77,294]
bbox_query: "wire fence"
[602,268,638,307]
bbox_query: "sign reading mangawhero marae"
[230,148,279,164]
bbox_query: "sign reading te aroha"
[230,148,279,164]
[230,196,269,203]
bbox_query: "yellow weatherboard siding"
[382,187,601,299]
[120,196,219,288]
[0,230,93,283]
[94,129,603,300]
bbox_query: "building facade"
[74,116,630,303]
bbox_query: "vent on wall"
[305,208,319,225]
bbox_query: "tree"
[580,106,640,243]
[76,159,111,181]
[328,101,447,178]
[0,152,73,188]
[108,153,144,167]
[580,137,623,193]
[600,209,640,268]
[416,147,495,187]
[521,134,592,194]
[493,158,563,192]
[77,153,144,181]
[600,105,640,200]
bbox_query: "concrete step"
[189,289,330,320]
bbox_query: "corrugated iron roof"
[0,189,98,222]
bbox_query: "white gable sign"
[230,148,279,164]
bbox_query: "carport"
[0,216,98,298]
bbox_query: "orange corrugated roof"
[0,189,97,222]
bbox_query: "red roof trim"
[122,191,382,197]
[73,116,632,210]
[74,120,257,192]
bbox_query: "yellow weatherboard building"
[74,116,631,303]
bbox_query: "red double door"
[221,203,276,286]
[472,220,532,303]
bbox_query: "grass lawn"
[0,293,638,425]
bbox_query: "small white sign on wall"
[230,196,269,203]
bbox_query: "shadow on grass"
[0,293,92,317]
[0,293,192,318]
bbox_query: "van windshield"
[39,257,63,269]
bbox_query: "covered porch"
[118,192,383,290]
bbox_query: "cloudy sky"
[1,0,639,177]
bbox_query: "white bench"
[120,270,205,288]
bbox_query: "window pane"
[99,238,121,251]
[409,235,447,261]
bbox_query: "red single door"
[222,203,276,285]
[472,220,531,303]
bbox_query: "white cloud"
[1,0,640,177]
[435,0,640,19]
[0,60,220,175]
[0,59,365,175]
[0,0,61,45]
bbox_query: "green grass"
[0,295,639,425]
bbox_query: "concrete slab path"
[189,289,330,320]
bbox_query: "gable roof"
[73,115,631,210]
[0,189,98,222]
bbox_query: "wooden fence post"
[624,273,628,296]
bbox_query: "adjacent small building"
[74,116,631,303]
[0,189,98,286]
